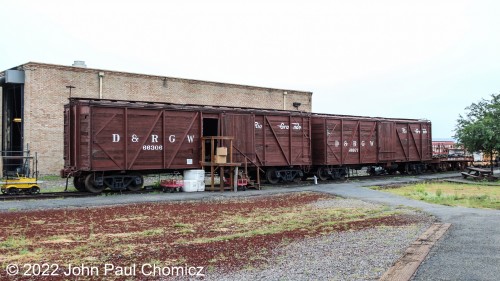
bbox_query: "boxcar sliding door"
[221,114,256,164]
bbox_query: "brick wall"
[17,62,312,174]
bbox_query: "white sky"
[1,0,499,139]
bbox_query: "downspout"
[283,91,287,110]
[98,72,104,99]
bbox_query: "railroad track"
[0,186,160,201]
[262,171,457,188]
[1,172,458,201]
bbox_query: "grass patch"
[372,182,500,209]
[173,222,192,228]
[183,205,395,244]
[141,228,164,236]
[39,175,62,181]
[0,236,31,250]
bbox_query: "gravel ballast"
[206,200,434,280]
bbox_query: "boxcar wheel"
[126,174,144,191]
[84,174,105,193]
[316,167,329,181]
[338,169,347,180]
[73,176,86,192]
[266,168,279,184]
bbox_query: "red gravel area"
[0,192,421,280]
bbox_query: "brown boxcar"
[62,98,311,192]
[311,114,432,179]
[252,114,311,183]
[378,119,432,168]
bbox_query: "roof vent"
[72,61,87,68]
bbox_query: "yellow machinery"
[1,176,40,195]
[1,148,40,195]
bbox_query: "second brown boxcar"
[61,98,311,192]
[311,114,432,180]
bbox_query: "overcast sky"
[1,0,499,139]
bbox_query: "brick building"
[0,61,312,175]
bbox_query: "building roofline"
[2,61,313,95]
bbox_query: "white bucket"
[184,170,205,192]
[184,170,205,181]
[182,180,199,192]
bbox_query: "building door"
[1,83,24,175]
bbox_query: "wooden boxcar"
[61,98,311,192]
[61,98,439,192]
[310,114,432,179]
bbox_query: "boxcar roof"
[68,98,311,117]
[68,98,430,123]
[311,112,430,123]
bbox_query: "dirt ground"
[0,192,428,280]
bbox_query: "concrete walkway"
[315,175,500,281]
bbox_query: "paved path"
[315,174,500,281]
[2,172,499,280]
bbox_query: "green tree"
[454,94,500,173]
